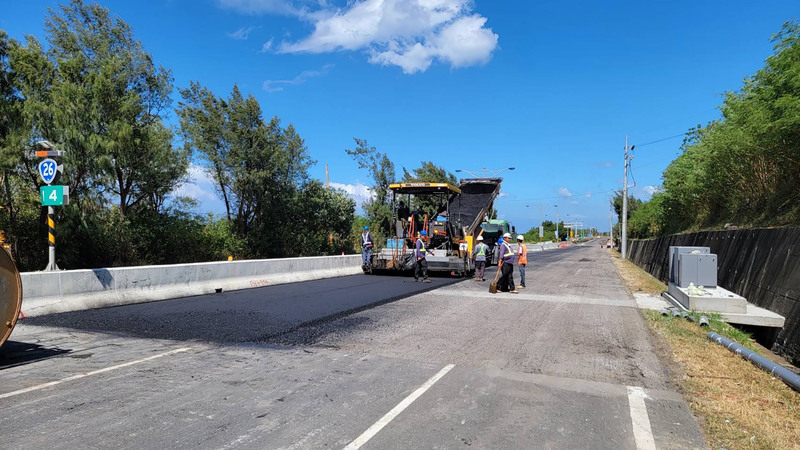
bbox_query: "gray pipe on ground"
[707,332,800,392]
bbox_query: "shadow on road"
[0,340,72,370]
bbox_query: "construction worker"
[497,232,518,293]
[415,230,434,283]
[517,235,528,288]
[473,235,488,281]
[361,225,373,270]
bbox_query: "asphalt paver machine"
[367,178,502,277]
[0,247,22,349]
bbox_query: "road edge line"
[0,347,191,400]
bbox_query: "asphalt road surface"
[0,243,706,449]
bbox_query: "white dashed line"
[0,347,191,400]
[627,386,656,450]
[344,364,455,450]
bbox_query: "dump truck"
[367,177,503,276]
[0,246,22,349]
[479,219,515,265]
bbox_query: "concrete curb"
[21,255,362,317]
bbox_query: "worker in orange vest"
[517,235,528,288]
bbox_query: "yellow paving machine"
[0,245,22,349]
[367,178,503,276]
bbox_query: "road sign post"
[35,143,66,271]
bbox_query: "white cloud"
[259,38,275,52]
[274,0,498,74]
[228,25,259,39]
[642,185,662,196]
[569,200,579,205]
[585,191,592,199]
[558,187,572,197]
[497,192,509,198]
[263,64,334,92]
[330,181,374,210]
[173,164,220,203]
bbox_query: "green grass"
[645,310,756,351]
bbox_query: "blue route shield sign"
[38,158,58,185]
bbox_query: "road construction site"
[0,243,706,449]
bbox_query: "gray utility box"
[668,246,710,284]
[676,253,717,288]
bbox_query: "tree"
[402,161,457,219]
[43,0,187,216]
[612,191,643,224]
[178,82,319,257]
[345,138,395,236]
[649,21,800,233]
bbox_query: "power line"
[635,132,689,148]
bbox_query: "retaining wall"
[20,255,362,317]
[627,228,800,361]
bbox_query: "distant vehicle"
[479,219,515,265]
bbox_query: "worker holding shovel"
[496,233,518,293]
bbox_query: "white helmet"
[517,235,524,241]
[502,233,511,238]
[476,235,484,241]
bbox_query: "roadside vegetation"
[612,22,800,239]
[611,252,800,449]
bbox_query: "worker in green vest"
[473,235,488,281]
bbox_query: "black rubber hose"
[707,332,800,392]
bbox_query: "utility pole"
[621,135,633,260]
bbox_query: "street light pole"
[554,205,559,242]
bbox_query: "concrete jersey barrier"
[21,255,362,317]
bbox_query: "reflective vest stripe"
[477,243,485,256]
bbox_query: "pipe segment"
[707,332,800,392]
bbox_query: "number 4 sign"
[40,185,69,206]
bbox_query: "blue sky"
[2,0,798,233]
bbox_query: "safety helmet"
[364,225,369,230]
[420,230,427,236]
[476,235,484,241]
[517,235,524,241]
[502,232,511,238]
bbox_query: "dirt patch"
[609,250,666,295]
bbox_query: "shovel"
[489,261,503,294]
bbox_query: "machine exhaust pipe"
[0,247,22,349]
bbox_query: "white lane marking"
[0,347,191,400]
[627,386,656,450]
[344,364,455,450]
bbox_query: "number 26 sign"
[38,158,59,185]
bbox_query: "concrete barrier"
[20,255,362,317]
